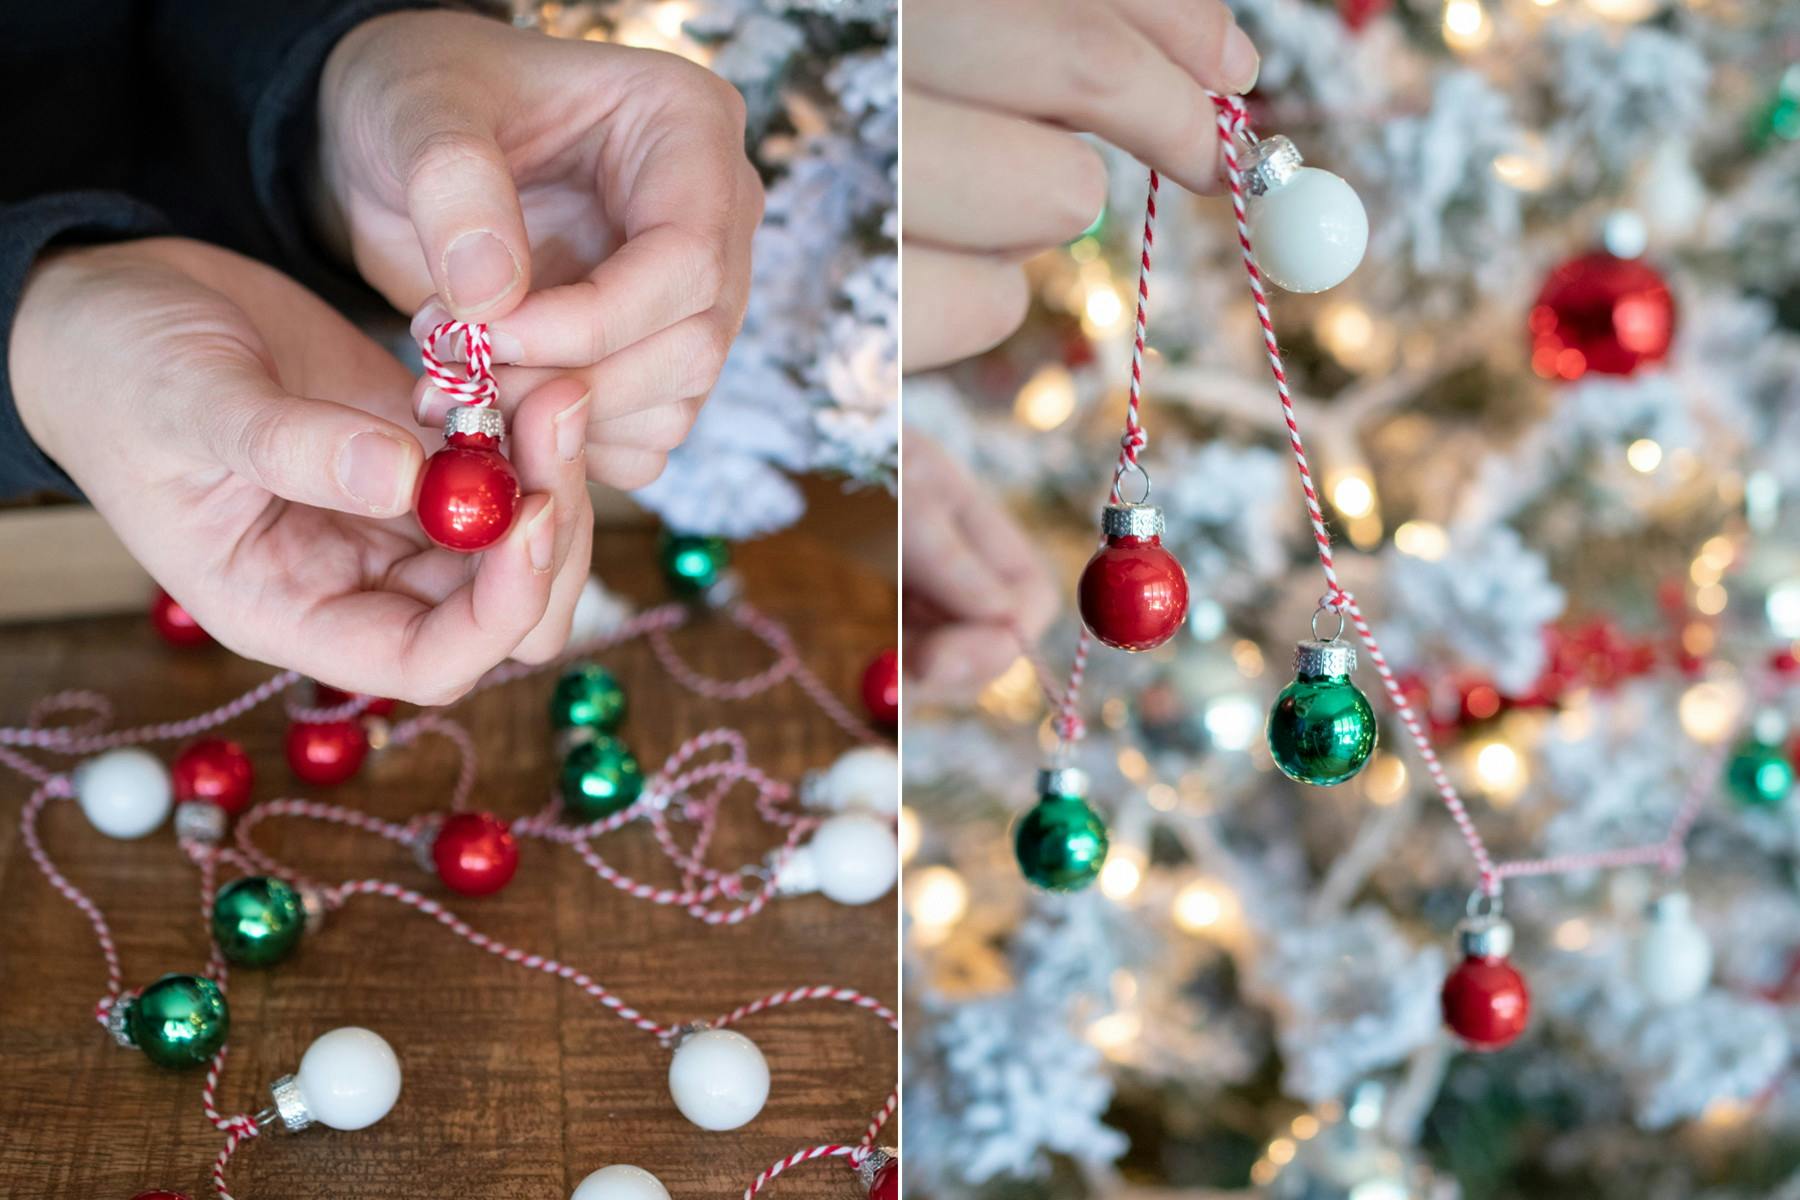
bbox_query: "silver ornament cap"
[1294,638,1357,678]
[444,404,506,441]
[1100,502,1164,540]
[270,1072,315,1133]
[856,1147,897,1190]
[173,799,227,844]
[105,996,137,1048]
[1036,765,1089,800]
[298,882,329,937]
[1457,914,1514,960]
[1242,134,1305,198]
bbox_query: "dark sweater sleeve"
[0,193,171,499]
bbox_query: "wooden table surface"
[0,508,897,1200]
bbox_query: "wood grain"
[0,507,897,1200]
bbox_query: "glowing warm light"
[1443,0,1490,49]
[1250,1160,1279,1187]
[1702,1098,1754,1128]
[907,866,969,934]
[1087,1010,1142,1053]
[1292,1113,1321,1140]
[1767,582,1800,639]
[1204,695,1262,751]
[1100,851,1145,900]
[1554,918,1592,952]
[1330,472,1376,518]
[979,656,1042,722]
[1394,520,1449,561]
[1266,1137,1297,1166]
[1678,679,1744,743]
[1626,438,1664,473]
[1698,536,1735,570]
[1147,783,1178,812]
[1691,556,1723,588]
[1362,752,1410,806]
[898,807,921,864]
[1681,621,1716,658]
[1084,283,1126,333]
[1014,364,1078,431]
[1584,0,1659,18]
[1695,584,1728,616]
[1472,739,1526,802]
[1315,303,1397,371]
[1117,746,1150,782]
[1492,134,1553,192]
[1173,879,1233,932]
[1232,639,1266,678]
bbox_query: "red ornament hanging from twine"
[430,811,520,897]
[1528,251,1676,381]
[149,588,212,648]
[172,738,255,817]
[417,322,521,553]
[860,649,900,726]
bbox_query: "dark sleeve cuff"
[0,193,170,500]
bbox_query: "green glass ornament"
[1268,639,1377,786]
[549,663,627,733]
[659,532,730,596]
[560,734,644,819]
[1726,738,1793,808]
[1014,767,1109,892]
[211,876,307,967]
[127,973,229,1068]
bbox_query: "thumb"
[197,357,425,518]
[400,119,531,321]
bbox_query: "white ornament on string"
[74,748,172,840]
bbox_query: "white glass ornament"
[1633,892,1712,1008]
[572,1164,671,1200]
[806,813,899,905]
[74,747,172,839]
[294,1027,402,1130]
[668,1027,769,1131]
[1243,136,1368,295]
[808,745,899,815]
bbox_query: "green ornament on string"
[549,663,627,733]
[211,876,308,967]
[659,532,730,597]
[126,973,229,1068]
[1267,637,1376,786]
[560,734,644,820]
[1726,738,1793,808]
[1014,767,1110,892]
[1753,65,1800,147]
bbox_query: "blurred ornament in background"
[862,648,900,726]
[659,532,732,598]
[149,587,211,648]
[1725,730,1793,809]
[1633,892,1712,1008]
[1441,912,1530,1050]
[1014,767,1110,892]
[1259,1081,1441,1199]
[1529,251,1675,380]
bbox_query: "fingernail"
[487,328,525,363]
[338,432,412,513]
[555,394,590,463]
[1222,23,1260,93]
[527,500,556,573]
[410,299,450,343]
[443,231,520,316]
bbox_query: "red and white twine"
[420,320,499,407]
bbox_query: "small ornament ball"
[75,747,173,840]
[1014,769,1109,892]
[211,876,308,967]
[860,649,899,725]
[659,532,731,596]
[1634,892,1712,1008]
[149,587,211,648]
[1529,251,1675,380]
[172,738,255,817]
[560,735,645,820]
[864,1154,899,1200]
[294,1026,402,1130]
[550,663,627,733]
[1727,737,1793,808]
[1077,503,1190,652]
[803,814,899,905]
[1440,917,1530,1050]
[812,745,900,815]
[431,811,520,897]
[668,1027,770,1131]
[1242,135,1368,294]
[286,720,369,787]
[128,973,230,1068]
[415,412,521,553]
[1267,640,1377,787]
[571,1164,671,1200]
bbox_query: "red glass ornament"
[149,588,211,648]
[868,1158,898,1200]
[313,684,397,718]
[861,649,900,725]
[415,429,521,553]
[1077,509,1189,652]
[285,721,368,786]
[1338,0,1391,31]
[1441,954,1531,1050]
[1528,252,1675,380]
[431,811,520,896]
[171,738,255,817]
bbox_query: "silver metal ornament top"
[1648,891,1692,924]
[1242,134,1305,198]
[1036,765,1089,800]
[769,845,818,896]
[1457,915,1515,960]
[444,404,506,440]
[298,882,329,936]
[856,1147,897,1190]
[1294,638,1357,679]
[1100,502,1164,540]
[105,997,136,1048]
[173,799,227,844]
[270,1073,315,1133]
[664,1020,711,1050]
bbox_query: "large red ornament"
[1077,504,1189,652]
[416,412,520,553]
[861,649,900,726]
[172,738,255,817]
[313,684,397,718]
[285,720,369,786]
[868,1157,898,1200]
[431,811,520,896]
[149,588,211,648]
[1442,918,1531,1050]
[1528,252,1675,380]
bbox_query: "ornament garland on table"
[4,535,901,1199]
[1009,91,1771,1056]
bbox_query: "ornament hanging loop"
[1310,604,1347,643]
[1465,888,1504,921]
[421,320,500,407]
[1111,459,1152,505]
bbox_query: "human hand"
[902,429,1059,703]
[10,238,594,704]
[315,10,762,490]
[900,0,1259,372]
